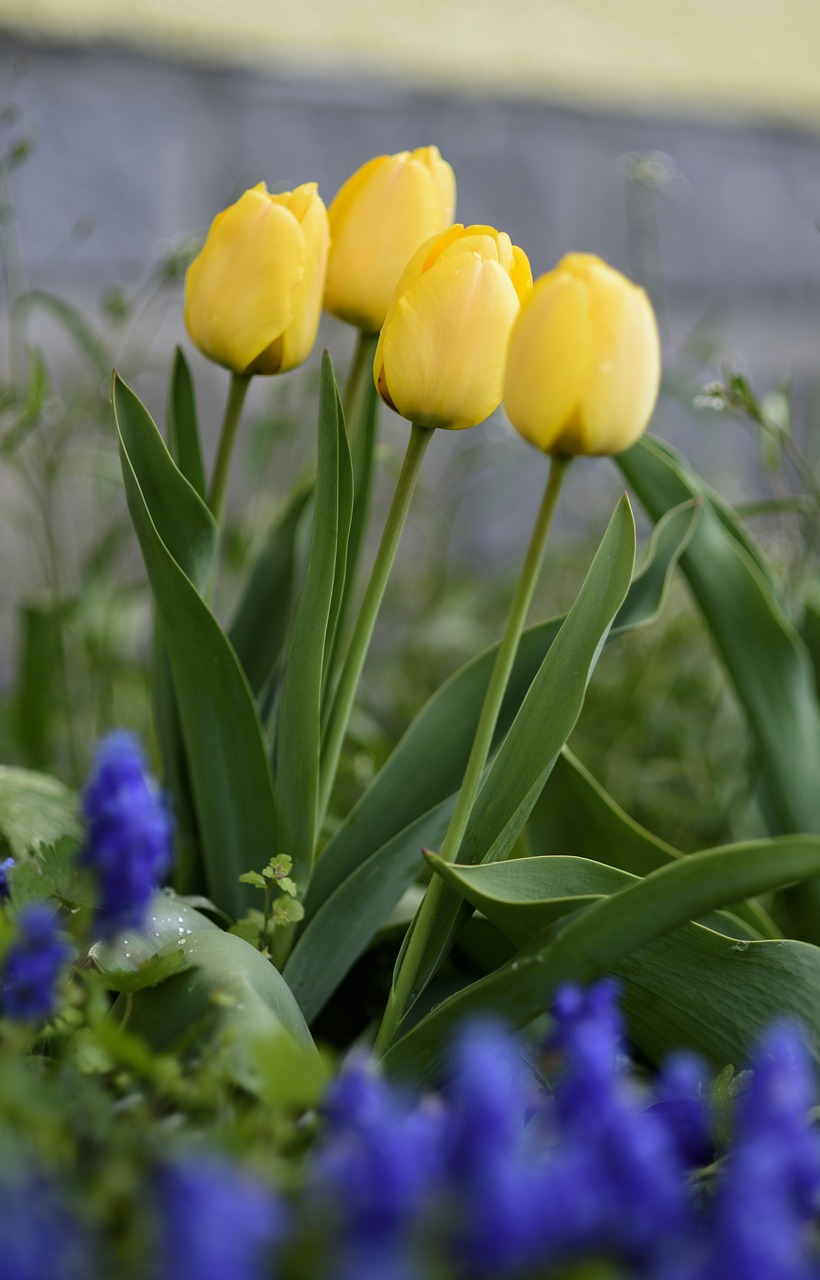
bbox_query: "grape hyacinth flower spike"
[80,731,173,937]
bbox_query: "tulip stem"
[319,421,434,827]
[375,453,572,1055]
[208,372,251,525]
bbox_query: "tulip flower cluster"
[184,146,659,455]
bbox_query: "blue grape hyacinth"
[80,731,173,936]
[1,904,70,1022]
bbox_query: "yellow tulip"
[503,253,660,456]
[184,182,329,376]
[373,224,532,432]
[324,146,456,333]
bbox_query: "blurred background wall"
[1,0,819,560]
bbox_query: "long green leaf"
[322,380,355,699]
[618,436,820,839]
[385,834,820,1082]
[307,500,697,917]
[166,347,205,498]
[114,374,278,918]
[154,350,207,891]
[276,353,347,889]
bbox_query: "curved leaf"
[114,374,278,918]
[386,834,820,1082]
[618,436,820,840]
[425,854,760,947]
[529,748,780,938]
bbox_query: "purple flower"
[1,904,70,1022]
[80,731,173,936]
[157,1156,283,1280]
[542,981,691,1266]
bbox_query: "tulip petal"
[503,271,592,454]
[381,253,521,431]
[185,186,304,375]
[579,270,661,454]
[325,150,456,332]
[270,184,330,374]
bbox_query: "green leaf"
[529,748,780,939]
[0,767,81,860]
[615,926,820,1068]
[386,834,820,1082]
[276,353,347,889]
[618,436,820,840]
[283,795,455,1022]
[228,482,312,696]
[114,374,278,918]
[290,500,686,1029]
[110,930,316,1090]
[427,854,762,948]
[152,352,207,895]
[166,347,205,498]
[308,499,697,918]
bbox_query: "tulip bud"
[184,182,329,376]
[503,253,660,456]
[373,224,532,432]
[324,147,456,333]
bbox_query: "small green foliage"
[233,856,305,955]
[238,871,267,890]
